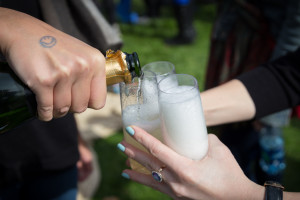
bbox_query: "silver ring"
[151,167,165,182]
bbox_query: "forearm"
[0,7,14,56]
[284,192,300,200]
[201,79,256,127]
[0,7,54,62]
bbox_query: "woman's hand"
[118,126,264,200]
[0,8,106,121]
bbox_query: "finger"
[122,169,163,190]
[53,80,72,118]
[125,126,189,171]
[122,169,175,197]
[88,56,106,109]
[120,141,163,172]
[70,74,91,113]
[77,161,82,171]
[126,159,130,167]
[34,87,54,121]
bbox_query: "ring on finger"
[151,166,165,182]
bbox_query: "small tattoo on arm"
[39,36,57,48]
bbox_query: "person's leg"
[165,0,196,45]
[20,165,78,200]
[117,0,139,24]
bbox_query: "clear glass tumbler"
[120,71,160,174]
[142,61,175,82]
[158,74,208,160]
[120,62,176,174]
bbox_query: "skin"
[118,80,300,199]
[119,126,265,200]
[119,126,300,200]
[0,7,107,121]
[201,79,256,127]
[77,135,93,182]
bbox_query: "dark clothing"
[0,165,77,200]
[0,0,79,188]
[237,47,300,118]
[0,0,42,19]
[205,0,300,184]
[0,114,79,187]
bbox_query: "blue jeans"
[0,165,77,200]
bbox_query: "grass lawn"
[91,2,300,199]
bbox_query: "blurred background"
[74,0,300,199]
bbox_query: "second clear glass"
[158,74,208,160]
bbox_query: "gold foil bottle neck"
[105,49,132,85]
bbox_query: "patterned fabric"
[205,0,275,89]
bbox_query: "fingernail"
[126,126,135,136]
[60,106,69,114]
[122,172,130,179]
[117,143,125,152]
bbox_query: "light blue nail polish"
[126,126,135,136]
[122,172,130,179]
[117,143,125,152]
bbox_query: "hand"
[77,136,93,182]
[118,126,264,200]
[0,8,106,121]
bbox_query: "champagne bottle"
[0,49,141,134]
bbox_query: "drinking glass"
[158,74,208,160]
[120,70,160,174]
[142,61,175,82]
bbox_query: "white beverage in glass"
[120,71,161,174]
[158,74,208,160]
[122,104,162,174]
[120,63,176,174]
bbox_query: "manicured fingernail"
[126,126,135,136]
[117,143,125,152]
[122,172,130,179]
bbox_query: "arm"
[0,7,107,121]
[201,79,256,126]
[202,48,300,126]
[118,126,300,200]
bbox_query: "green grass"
[283,118,300,192]
[91,2,300,199]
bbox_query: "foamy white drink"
[122,104,162,141]
[120,70,162,174]
[159,76,208,160]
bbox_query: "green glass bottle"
[0,49,141,134]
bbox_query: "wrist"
[229,179,265,200]
[245,182,265,200]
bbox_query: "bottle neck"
[124,52,141,79]
[105,49,142,85]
